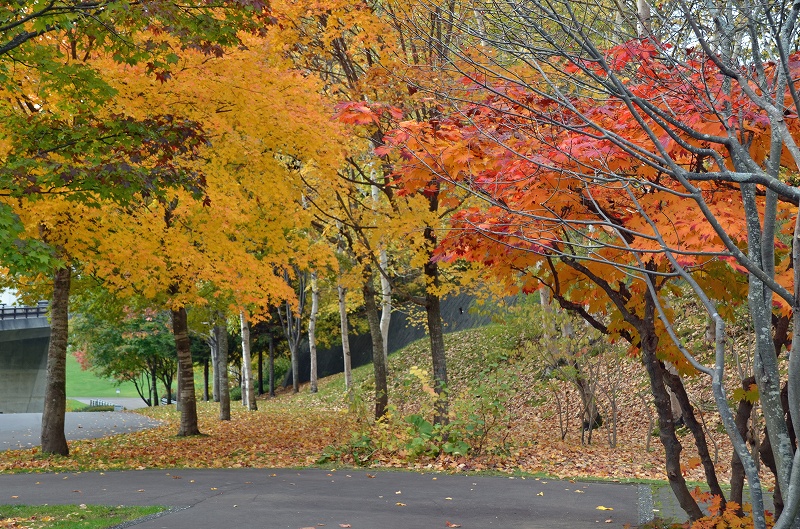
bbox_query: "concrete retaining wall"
[0,317,49,413]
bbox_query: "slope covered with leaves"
[0,311,757,487]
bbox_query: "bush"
[272,356,290,386]
[229,386,242,401]
[75,405,115,412]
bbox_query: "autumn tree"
[8,31,343,443]
[385,1,800,526]
[269,0,487,423]
[0,0,270,456]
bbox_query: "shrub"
[229,386,242,401]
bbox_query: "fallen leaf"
[605,519,613,523]
[211,487,218,490]
[596,506,613,511]
[446,522,461,528]
[537,492,544,496]
[339,525,352,528]
[396,502,406,506]
[10,496,18,499]
[445,497,452,500]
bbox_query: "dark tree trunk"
[160,369,174,404]
[640,325,703,520]
[172,307,200,436]
[363,271,388,419]
[217,324,230,421]
[662,366,726,502]
[423,229,448,426]
[731,376,756,514]
[258,347,264,395]
[268,334,275,398]
[150,365,159,406]
[41,266,71,456]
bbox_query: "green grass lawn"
[0,504,164,529]
[65,352,141,398]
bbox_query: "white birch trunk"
[379,248,391,366]
[371,183,392,367]
[338,283,353,391]
[209,333,219,402]
[309,272,319,394]
[239,312,256,411]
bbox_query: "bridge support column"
[0,317,50,413]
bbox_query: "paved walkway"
[0,411,162,451]
[0,410,677,528]
[0,468,651,528]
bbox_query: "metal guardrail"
[0,302,48,320]
[89,399,124,411]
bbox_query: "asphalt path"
[0,468,649,529]
[0,408,670,527]
[0,411,162,451]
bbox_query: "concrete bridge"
[0,302,50,413]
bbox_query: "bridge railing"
[0,302,48,320]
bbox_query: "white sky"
[0,289,18,306]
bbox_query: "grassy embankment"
[65,353,140,399]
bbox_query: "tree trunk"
[371,183,392,366]
[379,249,391,366]
[240,312,257,410]
[172,307,200,436]
[640,320,703,520]
[209,334,219,402]
[423,235,448,426]
[217,323,230,420]
[257,347,264,395]
[150,365,159,406]
[309,272,319,393]
[363,271,388,419]
[662,366,726,501]
[280,271,307,394]
[338,284,353,391]
[41,266,71,456]
[203,358,209,402]
[268,334,275,398]
[731,376,756,514]
[289,340,300,393]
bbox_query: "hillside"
[1,320,753,491]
